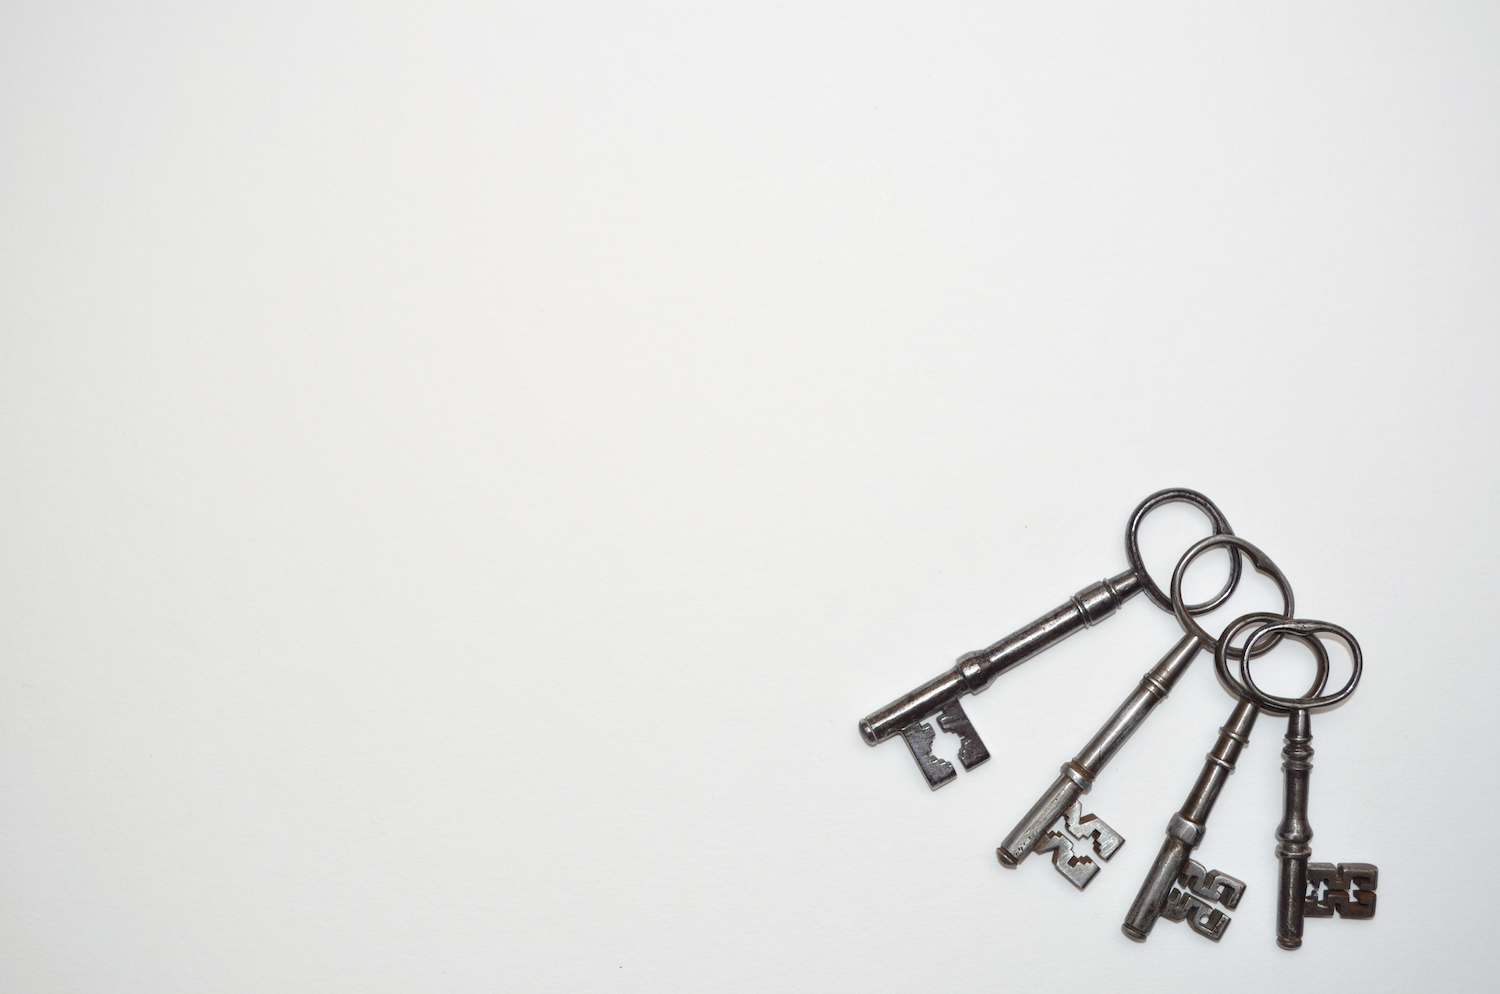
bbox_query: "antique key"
[1237,619,1376,950]
[858,489,1242,789]
[1122,611,1330,942]
[997,535,1292,889]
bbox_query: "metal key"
[1123,612,1330,942]
[1123,699,1258,939]
[1237,620,1375,950]
[997,535,1292,888]
[858,489,1241,789]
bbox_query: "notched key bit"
[1031,801,1123,890]
[896,700,991,789]
[1305,862,1377,919]
[1160,860,1246,941]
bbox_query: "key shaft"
[997,632,1201,872]
[859,569,1143,748]
[1275,709,1315,950]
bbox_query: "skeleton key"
[997,535,1292,888]
[858,489,1241,789]
[1123,612,1330,941]
[1123,700,1258,939]
[1237,619,1375,950]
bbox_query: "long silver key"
[1236,620,1376,950]
[1123,612,1330,941]
[858,489,1240,789]
[996,535,1292,888]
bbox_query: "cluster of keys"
[858,489,1377,949]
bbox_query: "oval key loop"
[1215,613,1331,710]
[1238,620,1363,714]
[1170,534,1294,656]
[1126,488,1243,615]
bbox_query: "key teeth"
[936,700,990,772]
[1076,813,1123,861]
[898,720,956,789]
[1162,860,1246,941]
[897,699,989,788]
[1304,862,1378,919]
[1063,802,1124,861]
[1036,828,1099,890]
[1033,803,1122,890]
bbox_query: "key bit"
[1305,863,1377,919]
[895,700,991,789]
[1160,861,1246,941]
[1031,801,1123,890]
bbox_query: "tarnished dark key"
[1237,619,1376,950]
[1122,699,1258,939]
[858,489,1241,790]
[997,536,1292,889]
[1123,613,1330,942]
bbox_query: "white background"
[2,2,1497,991]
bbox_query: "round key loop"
[1170,534,1293,655]
[1214,612,1330,713]
[1170,533,1290,656]
[1125,488,1243,615]
[1238,619,1363,713]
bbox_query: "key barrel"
[1122,836,1192,940]
[1275,710,1315,949]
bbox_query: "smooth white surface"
[2,2,1498,990]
